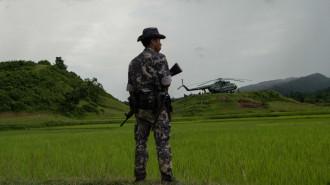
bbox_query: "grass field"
[0,115,329,185]
[172,92,330,117]
[0,113,133,130]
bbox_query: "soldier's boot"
[134,171,146,184]
[161,179,182,185]
[133,178,146,184]
[161,174,181,184]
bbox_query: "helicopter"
[178,78,248,93]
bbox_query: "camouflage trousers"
[134,108,174,181]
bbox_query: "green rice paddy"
[0,115,329,184]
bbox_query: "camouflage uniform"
[127,47,174,181]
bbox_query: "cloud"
[1,0,330,100]
[194,47,205,52]
[264,0,274,4]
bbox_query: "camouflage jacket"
[127,48,172,123]
[126,48,172,94]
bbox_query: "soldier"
[126,27,179,184]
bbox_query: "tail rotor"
[178,79,184,90]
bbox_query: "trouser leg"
[153,109,174,181]
[134,118,151,180]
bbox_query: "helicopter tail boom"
[178,79,206,91]
[178,79,192,91]
[178,84,193,91]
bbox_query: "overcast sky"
[1,0,330,101]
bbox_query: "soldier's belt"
[138,93,157,110]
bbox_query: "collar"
[144,47,156,53]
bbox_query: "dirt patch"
[238,99,267,108]
[219,95,227,100]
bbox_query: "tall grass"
[0,115,329,184]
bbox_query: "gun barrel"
[120,117,129,127]
[120,111,134,127]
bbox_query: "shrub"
[0,104,11,112]
[38,60,51,65]
[82,103,99,113]
[11,101,26,112]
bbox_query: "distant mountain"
[240,73,330,95]
[239,77,297,92]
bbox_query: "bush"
[250,90,281,101]
[11,101,26,112]
[9,89,25,101]
[0,91,12,105]
[0,104,11,112]
[0,60,36,71]
[82,103,99,113]
[38,60,51,65]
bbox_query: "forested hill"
[240,73,330,95]
[0,59,127,116]
[288,86,330,104]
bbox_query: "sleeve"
[158,56,172,86]
[126,63,134,91]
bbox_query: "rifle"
[170,63,182,77]
[120,95,138,127]
[121,63,182,127]
[120,110,134,127]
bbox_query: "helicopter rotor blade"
[196,78,237,87]
[223,78,244,82]
[217,78,252,82]
[183,77,252,89]
[196,79,219,87]
[184,79,215,87]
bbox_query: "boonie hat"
[137,27,166,42]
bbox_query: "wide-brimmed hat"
[137,27,166,42]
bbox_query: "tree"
[288,91,306,103]
[64,86,88,114]
[38,60,51,65]
[54,57,67,70]
[84,77,104,103]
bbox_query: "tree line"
[288,87,330,104]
